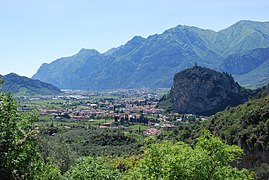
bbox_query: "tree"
[0,80,63,179]
[114,155,141,173]
[0,91,41,179]
[35,158,63,180]
[39,136,77,173]
[124,131,254,180]
[65,156,121,180]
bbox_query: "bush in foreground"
[124,131,254,179]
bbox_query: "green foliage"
[0,92,42,179]
[49,128,143,157]
[65,156,121,180]
[124,131,253,180]
[157,89,173,112]
[39,136,78,173]
[114,155,141,173]
[157,123,195,143]
[199,96,269,151]
[128,124,149,131]
[35,159,63,180]
[172,95,269,179]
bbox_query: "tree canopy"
[0,85,61,179]
[0,92,41,179]
[124,131,254,180]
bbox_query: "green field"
[35,117,153,133]
[20,99,66,108]
[20,99,92,109]
[35,118,115,129]
[128,124,149,131]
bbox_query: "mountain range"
[0,73,61,96]
[32,20,269,90]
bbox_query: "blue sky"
[0,0,268,77]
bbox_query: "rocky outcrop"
[172,66,246,116]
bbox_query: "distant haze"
[0,0,268,77]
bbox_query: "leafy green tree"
[0,91,41,179]
[114,155,141,173]
[34,158,62,180]
[39,136,77,173]
[65,156,121,180]
[125,131,254,180]
[0,80,63,179]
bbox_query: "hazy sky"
[0,0,268,77]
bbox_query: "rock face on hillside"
[172,66,246,116]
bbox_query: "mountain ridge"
[1,73,61,96]
[32,20,269,90]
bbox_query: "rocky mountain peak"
[129,35,146,43]
[77,48,100,56]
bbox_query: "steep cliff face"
[172,66,246,116]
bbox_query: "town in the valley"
[18,89,207,136]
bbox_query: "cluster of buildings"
[20,89,206,135]
[38,95,165,120]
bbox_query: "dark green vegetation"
[124,132,253,179]
[198,95,269,170]
[0,73,61,96]
[158,95,269,179]
[0,93,40,179]
[65,156,121,180]
[33,20,269,89]
[158,89,174,112]
[0,90,63,179]
[42,128,144,157]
